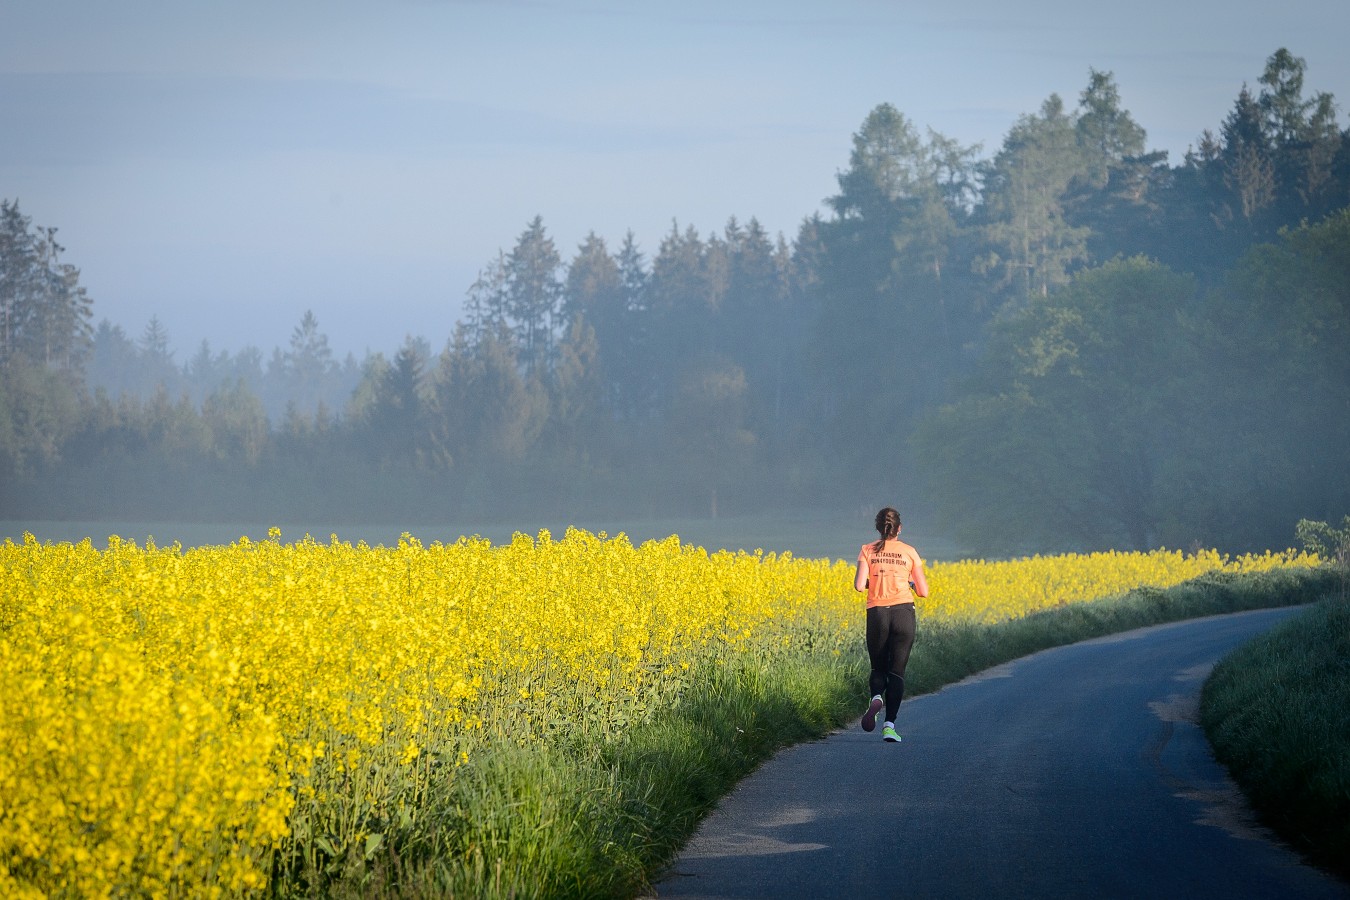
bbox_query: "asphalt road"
[649,606,1348,900]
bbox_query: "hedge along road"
[649,606,1349,900]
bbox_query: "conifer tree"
[505,216,562,377]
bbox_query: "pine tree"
[138,316,181,397]
[1075,69,1147,188]
[284,310,337,414]
[505,216,563,377]
[28,226,93,370]
[0,200,38,365]
[563,232,625,418]
[980,94,1092,301]
[464,251,509,344]
[614,231,651,418]
[648,221,714,409]
[1221,85,1276,223]
[0,200,92,372]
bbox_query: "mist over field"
[3,47,1349,556]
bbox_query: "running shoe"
[861,696,884,732]
[882,725,901,743]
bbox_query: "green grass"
[1200,594,1350,880]
[284,564,1338,898]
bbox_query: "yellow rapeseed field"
[0,528,1313,896]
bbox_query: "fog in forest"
[3,51,1349,557]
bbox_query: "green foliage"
[1296,516,1350,562]
[1201,597,1350,879]
[0,359,82,475]
[916,206,1350,554]
[1189,210,1350,547]
[1297,516,1350,600]
[913,256,1199,552]
[200,378,268,464]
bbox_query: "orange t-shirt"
[858,539,918,608]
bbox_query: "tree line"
[2,49,1347,553]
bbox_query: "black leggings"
[866,603,916,723]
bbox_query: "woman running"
[855,507,929,742]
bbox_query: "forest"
[2,49,1347,555]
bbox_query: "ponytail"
[872,507,901,554]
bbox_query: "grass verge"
[1200,595,1350,880]
[300,565,1338,898]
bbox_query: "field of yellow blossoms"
[0,528,1315,896]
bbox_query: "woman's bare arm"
[909,554,929,598]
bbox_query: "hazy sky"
[3,0,1347,359]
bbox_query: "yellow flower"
[0,527,1314,895]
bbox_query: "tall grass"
[1200,596,1350,880]
[287,650,859,899]
[315,565,1336,898]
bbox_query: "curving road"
[649,607,1348,899]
